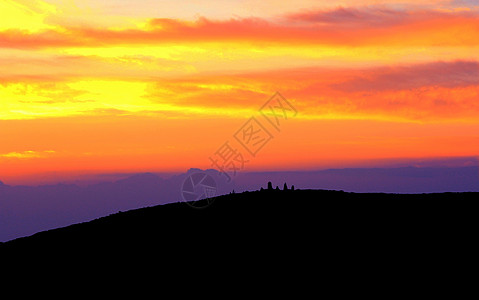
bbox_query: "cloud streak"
[332,61,479,92]
[1,6,478,49]
[140,61,479,122]
[0,150,56,159]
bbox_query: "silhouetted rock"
[291,185,295,191]
[267,181,273,190]
[283,183,288,190]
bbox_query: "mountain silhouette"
[1,188,475,256]
[1,166,478,242]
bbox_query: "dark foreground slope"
[1,189,476,256]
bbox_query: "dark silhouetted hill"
[2,166,478,242]
[0,169,234,241]
[1,189,475,257]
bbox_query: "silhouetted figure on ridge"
[283,183,288,190]
[267,181,273,191]
[291,185,295,191]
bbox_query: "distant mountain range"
[1,166,478,242]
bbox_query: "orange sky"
[1,0,478,184]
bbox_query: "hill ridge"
[1,189,476,253]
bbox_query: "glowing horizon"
[1,0,478,184]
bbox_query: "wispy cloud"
[1,6,478,49]
[331,61,479,92]
[0,150,56,159]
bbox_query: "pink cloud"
[331,61,479,92]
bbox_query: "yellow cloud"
[0,150,56,159]
[0,0,56,32]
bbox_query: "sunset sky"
[0,0,478,185]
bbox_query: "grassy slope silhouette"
[1,188,475,253]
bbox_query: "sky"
[0,0,478,185]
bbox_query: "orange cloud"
[2,56,477,122]
[141,61,479,122]
[1,7,478,49]
[1,1,478,183]
[0,28,82,49]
